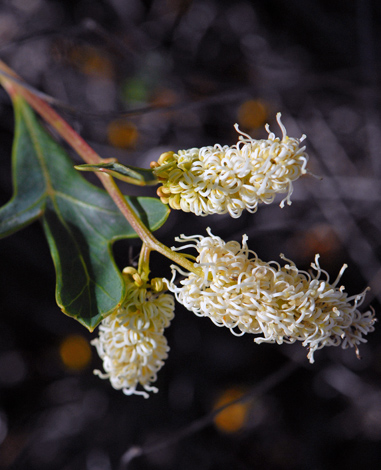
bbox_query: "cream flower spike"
[91,270,175,398]
[153,113,308,218]
[166,229,376,363]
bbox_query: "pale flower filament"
[91,275,175,398]
[166,229,375,363]
[154,113,309,218]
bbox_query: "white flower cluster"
[154,113,308,218]
[167,230,375,363]
[91,273,175,398]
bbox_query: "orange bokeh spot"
[237,100,268,129]
[69,45,114,78]
[59,335,92,371]
[107,120,139,148]
[150,88,179,108]
[213,387,249,433]
[300,223,341,260]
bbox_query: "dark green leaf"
[75,162,159,186]
[0,97,169,330]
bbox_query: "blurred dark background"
[1,0,381,469]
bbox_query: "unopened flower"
[152,113,308,218]
[166,230,375,363]
[91,270,175,398]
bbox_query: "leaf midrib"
[21,101,55,198]
[21,101,94,310]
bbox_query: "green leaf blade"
[0,96,47,236]
[0,96,169,330]
[42,203,125,330]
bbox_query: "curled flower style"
[166,230,376,363]
[91,271,175,398]
[152,113,308,218]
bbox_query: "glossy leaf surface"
[0,97,169,330]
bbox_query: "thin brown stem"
[0,59,199,275]
[118,361,299,470]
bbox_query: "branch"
[0,59,199,275]
[118,360,299,469]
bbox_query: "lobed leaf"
[0,97,169,330]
